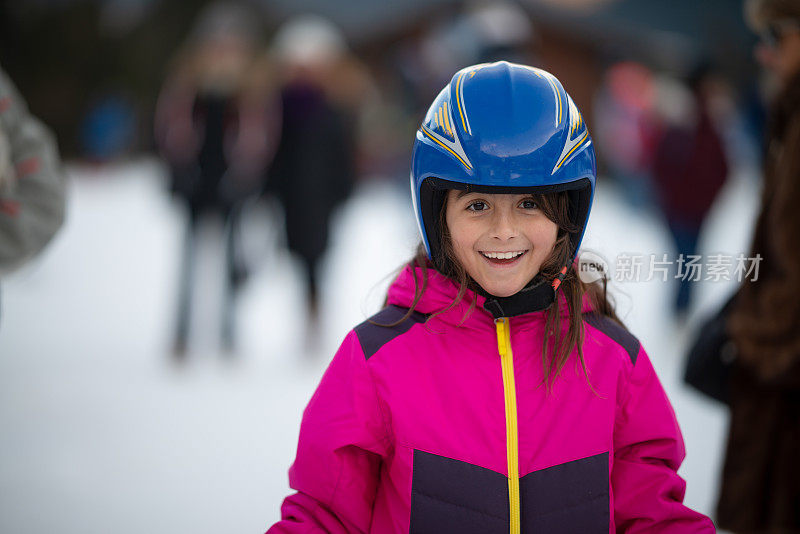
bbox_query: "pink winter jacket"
[268,265,715,533]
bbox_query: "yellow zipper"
[496,318,520,534]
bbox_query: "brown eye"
[520,198,538,210]
[467,201,488,211]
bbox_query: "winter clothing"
[0,65,66,276]
[652,97,728,315]
[269,264,714,533]
[154,75,275,352]
[652,102,728,230]
[716,68,800,531]
[266,81,355,306]
[155,86,271,213]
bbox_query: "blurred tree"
[0,0,264,159]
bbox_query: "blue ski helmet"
[411,61,595,276]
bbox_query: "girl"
[268,62,714,533]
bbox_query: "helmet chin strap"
[481,264,569,319]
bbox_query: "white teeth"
[482,251,524,259]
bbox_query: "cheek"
[445,208,476,253]
[532,221,559,253]
[448,225,476,263]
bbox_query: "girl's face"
[445,190,559,298]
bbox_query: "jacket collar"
[386,264,591,329]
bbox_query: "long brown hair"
[389,190,624,387]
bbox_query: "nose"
[490,205,518,241]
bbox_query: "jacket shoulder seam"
[582,312,641,365]
[354,304,428,360]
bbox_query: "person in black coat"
[155,3,274,355]
[267,17,357,324]
[652,66,729,318]
[715,1,800,530]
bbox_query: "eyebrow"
[456,190,540,200]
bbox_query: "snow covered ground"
[0,157,759,533]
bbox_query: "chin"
[478,283,525,299]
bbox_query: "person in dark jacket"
[652,66,729,318]
[267,17,357,325]
[716,0,800,530]
[155,3,275,356]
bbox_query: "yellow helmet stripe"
[443,102,452,136]
[526,66,562,126]
[555,83,563,125]
[456,72,469,134]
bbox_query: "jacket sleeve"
[0,66,66,275]
[267,331,391,533]
[612,346,715,533]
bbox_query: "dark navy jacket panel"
[583,312,641,365]
[409,450,610,534]
[409,449,509,534]
[520,452,609,532]
[354,305,428,360]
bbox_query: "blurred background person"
[154,2,276,357]
[0,65,66,317]
[715,0,800,530]
[593,62,662,209]
[651,65,730,320]
[266,16,362,331]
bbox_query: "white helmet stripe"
[420,123,473,170]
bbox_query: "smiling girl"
[268,62,713,533]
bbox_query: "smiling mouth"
[480,250,527,265]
